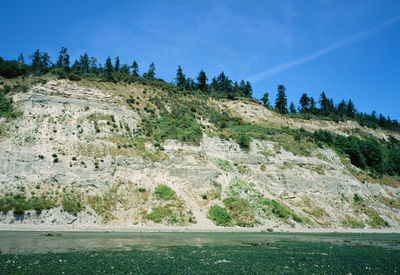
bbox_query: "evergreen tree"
[79,53,89,73]
[337,99,347,114]
[319,91,329,114]
[210,77,218,93]
[244,81,252,98]
[299,93,310,112]
[30,50,42,74]
[184,77,196,90]
[371,110,377,121]
[378,114,386,127]
[89,57,98,73]
[120,64,130,74]
[275,84,287,114]
[216,72,232,97]
[309,97,316,114]
[114,56,120,72]
[56,47,70,70]
[131,61,139,76]
[30,49,51,75]
[261,92,269,106]
[289,102,296,113]
[104,56,114,82]
[175,65,186,87]
[346,99,356,118]
[232,82,240,100]
[71,60,80,72]
[41,52,51,72]
[143,62,155,79]
[196,70,208,92]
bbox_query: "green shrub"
[146,207,172,223]
[0,193,56,215]
[0,58,27,78]
[353,194,363,204]
[62,194,84,215]
[154,115,202,145]
[154,184,176,200]
[237,133,250,149]
[0,90,13,117]
[51,68,68,79]
[208,205,231,226]
[267,200,303,223]
[223,197,257,227]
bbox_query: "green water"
[0,231,399,274]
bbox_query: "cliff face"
[0,78,399,229]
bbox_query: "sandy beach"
[1,223,400,234]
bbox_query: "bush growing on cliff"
[0,193,56,215]
[208,205,231,226]
[154,184,176,200]
[154,115,202,145]
[0,88,13,117]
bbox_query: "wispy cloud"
[246,15,400,82]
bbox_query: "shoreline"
[1,224,399,234]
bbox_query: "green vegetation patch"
[208,205,231,226]
[62,193,84,216]
[0,193,56,215]
[215,159,234,172]
[154,184,176,200]
[0,87,14,117]
[146,207,172,223]
[2,233,399,274]
[154,115,202,145]
[342,217,365,229]
[222,178,304,226]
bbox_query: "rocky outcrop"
[0,79,399,229]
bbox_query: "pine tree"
[289,102,296,113]
[261,92,269,106]
[131,61,139,76]
[56,47,70,70]
[244,81,252,98]
[309,97,316,114]
[337,99,346,114]
[41,52,51,72]
[119,64,130,74]
[82,53,89,73]
[319,91,329,114]
[143,62,155,79]
[175,65,186,87]
[71,60,80,72]
[346,99,356,118]
[275,85,287,114]
[216,72,232,97]
[210,77,218,93]
[30,49,51,75]
[196,70,208,92]
[89,57,97,73]
[78,53,89,73]
[299,93,310,113]
[104,56,114,82]
[184,78,195,90]
[114,56,120,72]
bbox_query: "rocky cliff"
[0,77,399,230]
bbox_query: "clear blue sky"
[1,0,399,119]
